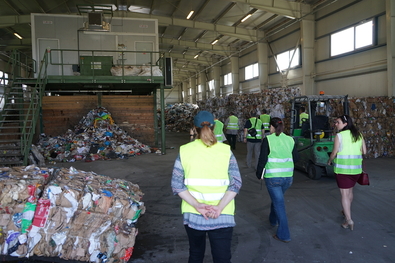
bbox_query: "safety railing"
[45,49,165,82]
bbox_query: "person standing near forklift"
[299,106,309,126]
[327,115,367,231]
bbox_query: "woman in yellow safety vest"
[171,110,242,263]
[256,117,299,243]
[328,115,367,231]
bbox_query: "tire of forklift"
[307,164,323,180]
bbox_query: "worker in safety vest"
[243,113,263,170]
[256,117,299,243]
[171,110,242,262]
[259,109,271,135]
[299,106,309,126]
[213,116,226,143]
[327,115,367,231]
[225,112,239,150]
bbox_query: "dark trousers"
[184,225,233,263]
[226,134,237,150]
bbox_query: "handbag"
[357,171,370,185]
[248,118,258,137]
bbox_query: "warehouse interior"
[0,0,395,262]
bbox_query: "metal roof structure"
[0,0,336,83]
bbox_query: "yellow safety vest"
[260,114,270,130]
[334,130,363,175]
[214,120,225,142]
[227,115,239,130]
[265,133,295,178]
[300,112,309,126]
[246,118,263,140]
[180,140,234,215]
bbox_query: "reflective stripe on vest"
[189,191,225,202]
[260,114,270,130]
[214,120,224,142]
[180,140,234,215]
[265,133,295,178]
[246,118,263,139]
[334,130,363,174]
[184,178,230,186]
[227,116,239,130]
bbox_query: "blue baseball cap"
[194,111,215,128]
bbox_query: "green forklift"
[290,95,349,179]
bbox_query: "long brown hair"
[270,117,284,136]
[338,115,362,142]
[196,122,217,147]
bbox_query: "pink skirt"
[335,173,360,189]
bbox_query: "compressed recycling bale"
[0,165,145,262]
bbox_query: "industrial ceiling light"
[194,54,199,59]
[241,14,252,23]
[211,39,219,45]
[186,11,194,19]
[14,33,23,39]
[211,35,224,45]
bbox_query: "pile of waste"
[161,103,199,132]
[0,165,145,262]
[36,107,151,164]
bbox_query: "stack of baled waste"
[36,107,151,164]
[0,165,145,262]
[197,87,301,141]
[195,87,395,159]
[162,103,199,132]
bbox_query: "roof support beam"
[160,38,236,55]
[0,15,31,28]
[113,11,257,42]
[228,0,310,19]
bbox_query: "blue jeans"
[184,225,233,263]
[265,177,293,241]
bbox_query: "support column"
[231,56,239,94]
[257,31,269,91]
[190,77,196,103]
[182,81,189,103]
[387,0,395,96]
[213,60,221,97]
[176,83,181,103]
[200,66,207,100]
[301,16,315,95]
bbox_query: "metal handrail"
[20,50,48,165]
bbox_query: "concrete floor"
[47,132,395,263]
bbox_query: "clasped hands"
[195,203,222,220]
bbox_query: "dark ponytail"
[270,117,284,136]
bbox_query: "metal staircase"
[0,50,45,166]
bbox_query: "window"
[0,71,8,85]
[331,20,373,56]
[245,63,259,80]
[198,85,202,93]
[208,80,214,91]
[276,48,300,72]
[224,73,232,85]
[189,88,192,96]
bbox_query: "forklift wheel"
[307,164,323,180]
